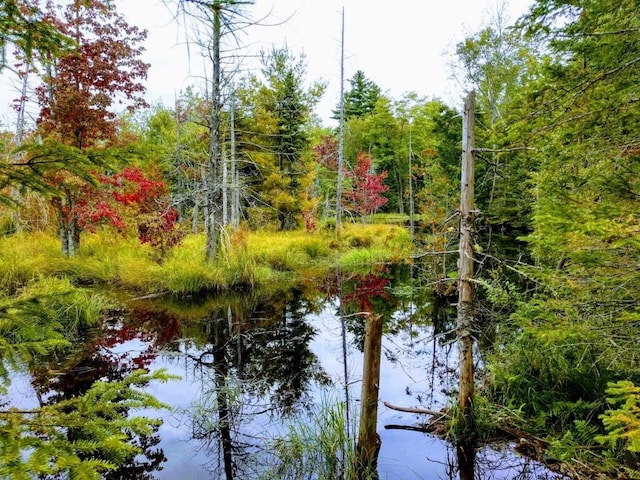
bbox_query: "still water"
[6,268,564,479]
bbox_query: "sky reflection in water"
[6,278,564,480]
[115,298,559,479]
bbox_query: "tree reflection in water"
[5,266,570,480]
[168,287,331,479]
[20,311,176,479]
[442,440,566,480]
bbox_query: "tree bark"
[230,91,240,227]
[457,91,476,421]
[355,313,382,480]
[205,5,222,261]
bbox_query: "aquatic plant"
[259,392,358,480]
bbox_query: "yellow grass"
[0,223,414,295]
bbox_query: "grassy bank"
[0,224,413,295]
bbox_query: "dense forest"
[1,0,639,478]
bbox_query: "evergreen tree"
[486,1,640,469]
[238,47,325,230]
[455,4,540,258]
[0,0,74,70]
[333,70,381,120]
[0,280,174,479]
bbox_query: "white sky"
[0,0,533,130]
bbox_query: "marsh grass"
[338,248,392,274]
[248,230,330,271]
[1,222,413,295]
[0,232,59,292]
[337,224,412,274]
[259,392,358,480]
[18,276,110,330]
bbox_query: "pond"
[5,267,565,479]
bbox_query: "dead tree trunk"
[355,313,382,480]
[336,7,345,229]
[205,5,222,261]
[457,91,476,423]
[230,90,240,227]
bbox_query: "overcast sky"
[0,0,533,130]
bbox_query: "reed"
[259,391,357,480]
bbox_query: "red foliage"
[344,152,389,216]
[76,196,125,232]
[344,272,390,313]
[312,135,339,170]
[76,167,181,250]
[302,210,317,233]
[137,206,181,249]
[99,167,165,207]
[35,0,149,149]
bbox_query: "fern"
[596,381,640,453]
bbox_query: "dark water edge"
[4,270,566,479]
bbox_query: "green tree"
[0,279,174,479]
[333,70,381,120]
[24,0,149,256]
[239,47,325,230]
[141,94,212,233]
[0,0,74,71]
[454,3,540,258]
[486,1,640,471]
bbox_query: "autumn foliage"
[344,152,388,217]
[76,167,181,251]
[35,0,149,149]
[312,135,339,170]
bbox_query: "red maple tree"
[344,152,389,217]
[36,0,149,149]
[76,167,182,253]
[30,0,149,256]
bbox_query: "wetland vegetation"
[2,0,640,478]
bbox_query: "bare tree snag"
[355,313,382,479]
[336,7,345,229]
[458,90,476,421]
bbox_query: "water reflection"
[129,287,332,478]
[131,270,566,479]
[4,268,567,479]
[443,441,565,480]
[24,316,170,478]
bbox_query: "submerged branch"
[383,401,449,418]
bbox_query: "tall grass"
[337,224,413,274]
[0,232,59,292]
[0,222,414,295]
[338,248,391,274]
[258,392,358,480]
[249,230,333,271]
[18,276,111,330]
